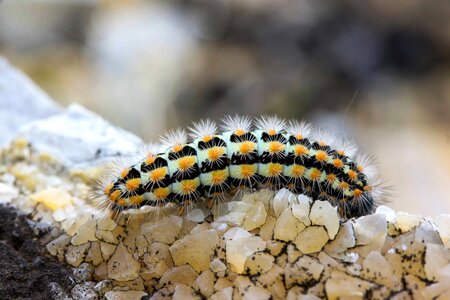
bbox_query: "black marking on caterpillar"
[98,115,384,219]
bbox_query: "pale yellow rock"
[157,265,198,289]
[196,270,215,297]
[210,287,233,300]
[145,242,174,268]
[141,215,182,244]
[173,284,201,300]
[309,200,340,239]
[395,212,421,233]
[287,244,302,264]
[325,270,375,300]
[214,278,233,292]
[234,276,271,300]
[65,242,91,267]
[97,216,117,231]
[361,251,393,287]
[170,229,219,272]
[104,290,147,300]
[85,241,104,266]
[294,226,329,254]
[266,240,285,256]
[285,256,324,288]
[46,234,72,260]
[100,242,116,261]
[210,258,227,273]
[244,252,274,275]
[226,235,266,274]
[140,260,168,280]
[324,221,355,256]
[434,214,450,248]
[292,194,312,226]
[71,216,98,245]
[96,229,120,244]
[256,265,286,299]
[259,216,276,241]
[29,188,72,210]
[242,200,267,231]
[425,244,450,281]
[107,242,140,281]
[353,214,387,246]
[274,208,305,241]
[272,188,295,217]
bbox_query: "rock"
[294,226,329,254]
[244,252,274,275]
[196,270,215,297]
[425,244,450,281]
[292,194,312,226]
[29,188,73,211]
[353,214,387,245]
[71,215,98,245]
[170,229,219,272]
[325,271,374,300]
[65,243,91,267]
[210,287,233,300]
[272,189,295,217]
[434,214,450,248]
[309,200,340,239]
[395,212,421,233]
[173,284,201,300]
[361,251,393,287]
[157,265,198,290]
[100,242,116,261]
[274,208,305,241]
[259,215,276,241]
[85,242,104,266]
[141,215,182,244]
[0,183,19,204]
[324,221,355,256]
[285,256,324,288]
[242,200,267,231]
[226,232,266,274]
[73,263,95,282]
[234,276,271,300]
[107,242,140,281]
[210,258,227,273]
[71,282,98,300]
[104,290,148,300]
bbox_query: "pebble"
[274,208,305,241]
[309,200,340,239]
[226,235,266,274]
[294,226,329,254]
[107,242,140,281]
[104,290,148,300]
[29,188,72,210]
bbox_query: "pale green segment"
[228,164,258,179]
[258,163,284,177]
[283,164,306,178]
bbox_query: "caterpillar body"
[100,116,382,219]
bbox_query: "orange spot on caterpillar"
[363,185,372,192]
[235,128,245,136]
[326,173,337,184]
[211,170,227,185]
[117,198,128,205]
[332,159,344,169]
[173,144,183,153]
[268,163,283,176]
[294,144,309,156]
[154,187,170,199]
[180,180,197,194]
[207,147,225,161]
[145,155,156,165]
[353,189,363,198]
[295,134,303,140]
[315,150,328,162]
[291,165,306,177]
[202,135,213,142]
[125,178,140,191]
[337,150,346,156]
[178,156,196,171]
[120,168,129,179]
[268,141,285,154]
[309,168,321,181]
[348,170,358,181]
[130,195,143,204]
[318,140,328,147]
[104,183,114,196]
[150,167,166,182]
[239,141,255,154]
[240,165,255,178]
[109,190,121,202]
[357,165,364,172]
[268,129,277,135]
[339,181,350,191]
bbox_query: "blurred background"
[0,0,449,216]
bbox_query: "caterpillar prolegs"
[99,116,383,219]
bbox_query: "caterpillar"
[99,115,382,219]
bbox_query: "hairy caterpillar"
[98,115,383,219]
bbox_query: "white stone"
[173,284,201,300]
[285,256,324,288]
[234,276,271,300]
[85,241,104,266]
[210,287,233,300]
[259,216,276,241]
[100,242,116,261]
[242,200,267,231]
[210,258,227,273]
[353,214,387,245]
[141,215,182,244]
[434,214,450,248]
[325,270,374,300]
[186,208,206,223]
[196,270,215,297]
[107,242,140,281]
[0,183,18,204]
[274,208,305,241]
[72,216,98,245]
[170,229,219,272]
[226,235,266,274]
[395,212,421,233]
[324,221,355,256]
[415,221,442,244]
[361,251,393,287]
[309,200,340,239]
[97,217,117,231]
[157,265,198,289]
[65,243,91,267]
[273,188,295,217]
[292,195,312,226]
[294,226,329,254]
[425,244,450,281]
[375,205,397,223]
[104,291,147,300]
[223,227,252,241]
[244,252,274,275]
